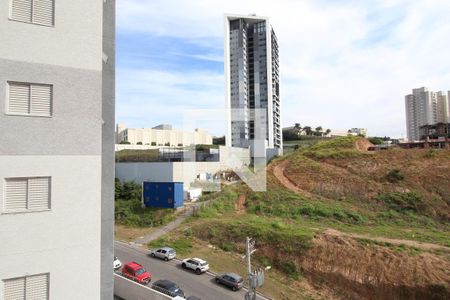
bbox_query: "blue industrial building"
[143,181,184,208]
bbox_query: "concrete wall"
[0,0,114,299]
[116,125,213,146]
[101,0,116,298]
[116,144,161,151]
[0,0,102,70]
[114,274,175,300]
[115,146,250,190]
[0,156,102,299]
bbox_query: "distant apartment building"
[405,87,450,140]
[224,14,282,154]
[116,124,213,146]
[0,1,115,299]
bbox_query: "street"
[114,241,269,300]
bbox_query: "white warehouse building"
[116,124,213,146]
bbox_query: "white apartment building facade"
[0,0,115,299]
[405,87,450,140]
[224,14,282,154]
[116,124,213,146]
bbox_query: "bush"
[376,192,424,213]
[386,169,404,183]
[115,179,142,200]
[115,199,176,227]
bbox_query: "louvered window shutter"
[10,0,54,26]
[32,0,54,26]
[5,179,28,212]
[3,277,26,300]
[25,274,49,300]
[11,0,32,23]
[8,83,30,115]
[30,84,52,116]
[28,178,50,210]
[8,82,52,117]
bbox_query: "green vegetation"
[148,236,193,255]
[115,149,160,162]
[376,192,424,213]
[115,199,176,227]
[385,169,405,183]
[301,136,369,159]
[114,179,176,227]
[368,137,384,145]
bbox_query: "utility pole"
[244,237,265,300]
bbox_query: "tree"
[303,126,312,136]
[151,142,156,146]
[314,126,323,136]
[294,123,301,129]
[283,129,300,141]
[114,178,123,201]
[121,181,142,200]
[119,140,130,144]
[325,129,331,135]
[165,142,170,146]
[213,136,226,145]
[137,142,143,145]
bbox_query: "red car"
[121,262,151,285]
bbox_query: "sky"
[116,0,450,138]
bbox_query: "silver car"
[150,247,176,261]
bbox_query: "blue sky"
[116,0,450,138]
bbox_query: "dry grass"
[114,225,155,242]
[160,231,330,300]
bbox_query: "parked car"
[215,273,244,291]
[113,256,122,270]
[152,279,185,298]
[181,258,209,274]
[150,247,176,261]
[121,262,151,285]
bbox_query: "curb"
[114,241,272,300]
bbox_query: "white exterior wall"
[117,127,213,146]
[0,0,114,298]
[115,147,250,190]
[405,87,448,141]
[0,156,101,299]
[0,1,102,71]
[437,91,449,123]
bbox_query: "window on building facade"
[3,273,49,300]
[7,82,53,117]
[4,177,51,213]
[10,0,55,26]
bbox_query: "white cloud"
[117,0,450,138]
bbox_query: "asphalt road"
[114,241,268,300]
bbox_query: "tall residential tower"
[405,87,450,140]
[225,14,282,155]
[0,0,115,299]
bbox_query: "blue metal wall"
[143,182,184,208]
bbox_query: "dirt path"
[271,160,317,198]
[271,160,450,253]
[324,228,450,252]
[132,201,211,246]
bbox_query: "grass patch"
[115,199,176,227]
[376,192,425,213]
[115,149,160,162]
[148,236,193,255]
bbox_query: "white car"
[181,258,209,274]
[150,247,176,261]
[114,256,122,270]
